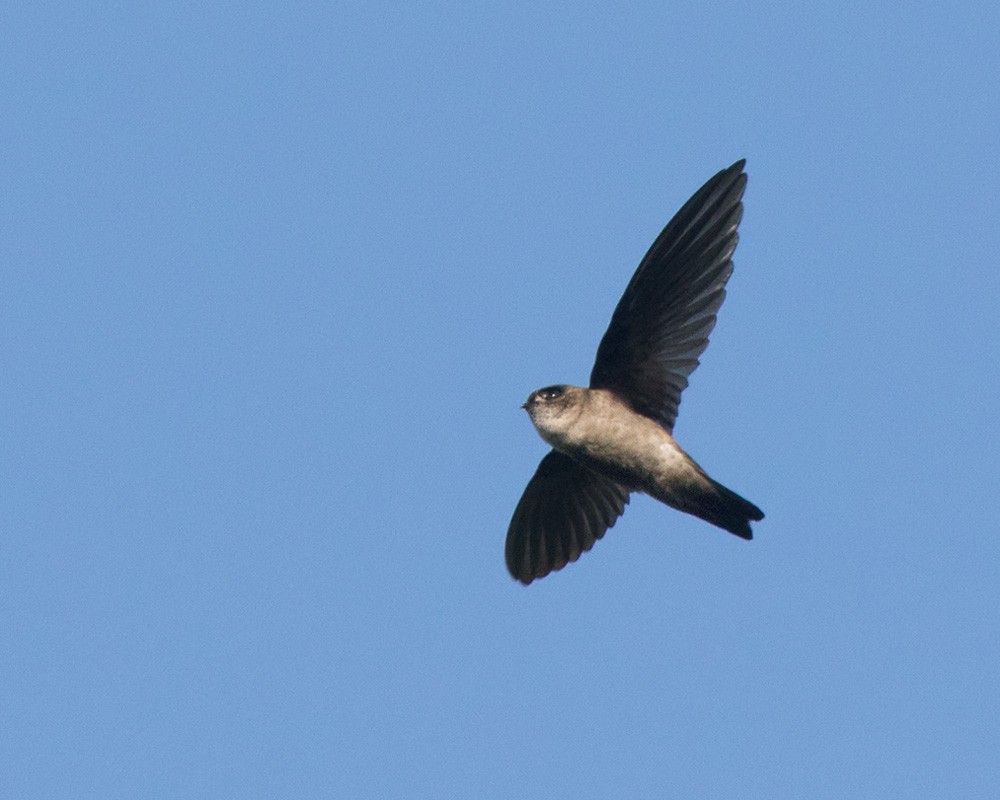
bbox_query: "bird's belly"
[563,426,688,491]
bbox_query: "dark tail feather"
[694,479,764,540]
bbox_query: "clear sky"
[4,2,999,798]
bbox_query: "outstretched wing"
[506,451,630,585]
[589,160,747,431]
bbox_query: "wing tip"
[505,485,629,586]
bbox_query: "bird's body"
[506,160,764,584]
[524,385,761,540]
[526,386,694,495]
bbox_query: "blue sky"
[4,2,999,798]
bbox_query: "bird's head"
[522,385,588,446]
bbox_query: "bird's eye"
[538,386,564,401]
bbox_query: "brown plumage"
[506,161,764,585]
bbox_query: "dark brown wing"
[506,451,630,585]
[589,160,747,431]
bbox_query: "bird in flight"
[506,160,764,584]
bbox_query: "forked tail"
[696,478,764,539]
